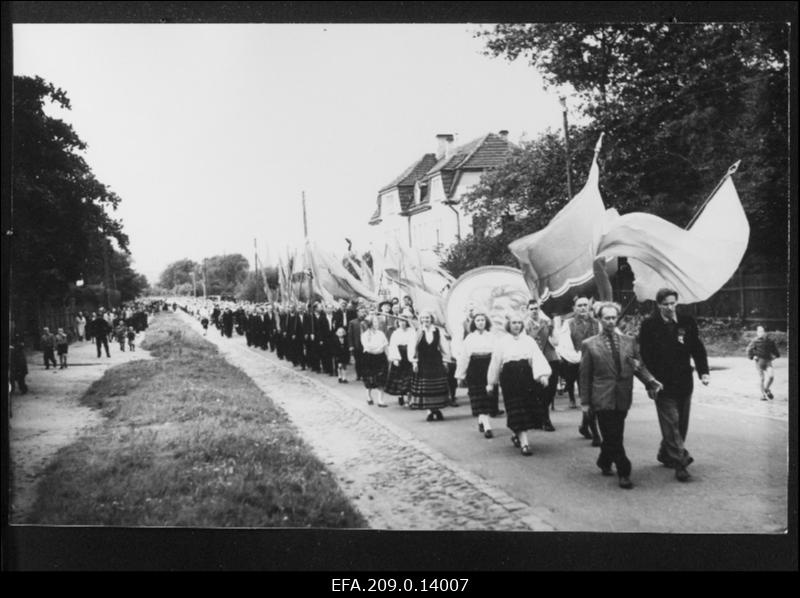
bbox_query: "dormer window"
[418,182,429,204]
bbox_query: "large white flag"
[508,146,611,301]
[595,177,749,302]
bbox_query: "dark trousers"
[353,348,363,380]
[43,348,57,368]
[595,409,631,478]
[546,360,560,409]
[446,361,457,400]
[655,392,693,468]
[11,373,28,394]
[95,336,110,358]
[319,343,334,375]
[562,361,580,403]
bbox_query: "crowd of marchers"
[167,287,725,491]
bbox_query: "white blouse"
[388,327,417,362]
[486,333,551,387]
[455,331,496,379]
[361,329,388,355]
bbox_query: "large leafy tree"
[477,23,789,264]
[205,254,249,295]
[158,253,250,295]
[12,75,135,306]
[158,258,198,290]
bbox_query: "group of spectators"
[8,301,157,396]
[72,303,151,359]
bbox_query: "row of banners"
[269,135,750,342]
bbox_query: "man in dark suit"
[638,288,709,482]
[306,302,324,373]
[92,311,112,358]
[580,301,662,489]
[332,298,349,332]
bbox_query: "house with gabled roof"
[369,131,513,254]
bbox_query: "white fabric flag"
[596,177,749,303]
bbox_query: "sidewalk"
[9,331,152,522]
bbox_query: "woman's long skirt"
[499,360,538,434]
[409,360,450,410]
[360,352,387,389]
[466,354,498,416]
[384,346,413,396]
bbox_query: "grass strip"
[28,312,368,528]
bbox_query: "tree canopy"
[158,254,250,296]
[12,75,145,307]
[475,23,789,265]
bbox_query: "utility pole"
[253,238,261,302]
[202,258,207,299]
[192,269,197,298]
[102,238,112,309]
[301,190,309,238]
[559,95,574,200]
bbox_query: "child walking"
[55,327,69,369]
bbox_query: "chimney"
[498,129,509,140]
[436,133,455,160]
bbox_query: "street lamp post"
[559,95,574,200]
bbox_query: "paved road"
[185,312,789,533]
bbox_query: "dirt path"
[8,331,153,522]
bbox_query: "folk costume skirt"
[409,360,450,410]
[466,353,496,416]
[360,352,387,389]
[384,345,413,397]
[499,359,538,434]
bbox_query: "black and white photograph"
[3,2,796,572]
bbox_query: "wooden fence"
[613,270,788,330]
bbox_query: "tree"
[158,259,198,291]
[477,23,789,264]
[12,76,132,306]
[205,254,249,295]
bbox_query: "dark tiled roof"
[379,153,438,193]
[424,132,512,177]
[369,133,513,224]
[426,135,486,175]
[460,133,513,169]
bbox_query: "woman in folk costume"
[360,315,389,407]
[409,310,451,421]
[487,312,551,456]
[456,312,498,438]
[384,308,417,406]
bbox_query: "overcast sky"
[14,24,570,284]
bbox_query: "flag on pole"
[595,176,749,303]
[507,131,749,305]
[304,239,380,302]
[508,144,608,301]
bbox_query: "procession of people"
[163,281,724,491]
